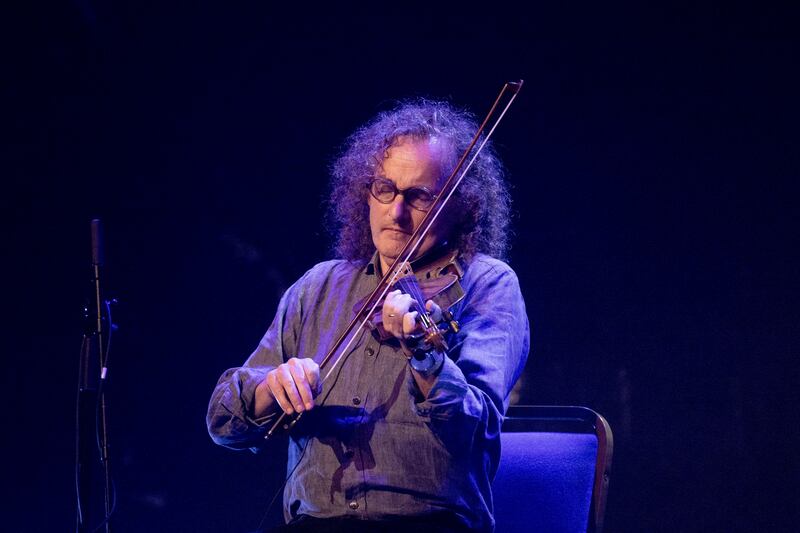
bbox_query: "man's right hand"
[253,357,321,418]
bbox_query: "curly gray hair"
[326,98,512,263]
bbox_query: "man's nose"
[389,194,411,222]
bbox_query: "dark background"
[3,3,799,532]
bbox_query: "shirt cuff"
[222,366,274,429]
[414,356,469,420]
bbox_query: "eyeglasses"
[367,177,438,211]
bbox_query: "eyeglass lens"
[370,178,434,209]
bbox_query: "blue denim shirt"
[207,253,530,531]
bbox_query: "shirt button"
[348,500,359,510]
[365,347,375,357]
[352,396,361,406]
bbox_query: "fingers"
[425,300,443,323]
[402,311,419,337]
[383,290,415,338]
[288,360,315,411]
[384,294,445,340]
[383,291,412,320]
[300,357,322,396]
[265,367,294,415]
[265,357,321,415]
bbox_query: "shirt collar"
[365,252,381,276]
[364,242,460,278]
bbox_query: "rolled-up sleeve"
[206,274,306,451]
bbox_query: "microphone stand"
[76,219,113,533]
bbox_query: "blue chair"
[493,406,613,533]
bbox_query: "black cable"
[255,435,312,532]
[75,336,89,530]
[90,478,117,533]
[94,299,114,455]
[90,298,116,531]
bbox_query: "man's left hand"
[382,290,443,341]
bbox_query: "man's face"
[369,137,453,273]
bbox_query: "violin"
[379,249,467,375]
[356,245,465,343]
[265,80,523,439]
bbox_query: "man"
[207,99,530,532]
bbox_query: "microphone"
[91,219,103,266]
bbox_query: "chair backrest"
[492,405,613,533]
